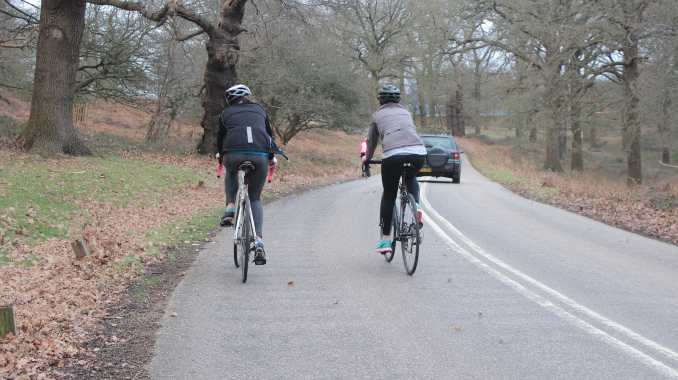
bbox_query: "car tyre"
[426,146,449,168]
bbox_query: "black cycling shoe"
[220,209,235,227]
[253,240,266,265]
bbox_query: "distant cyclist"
[360,137,370,177]
[217,84,287,265]
[362,85,426,254]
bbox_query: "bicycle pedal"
[253,246,266,265]
[254,252,266,265]
[414,231,424,245]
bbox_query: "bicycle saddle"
[239,161,256,172]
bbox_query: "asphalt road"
[148,158,678,379]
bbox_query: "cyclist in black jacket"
[217,84,287,265]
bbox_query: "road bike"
[368,160,421,275]
[232,161,259,283]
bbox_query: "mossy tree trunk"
[173,1,246,154]
[16,0,92,157]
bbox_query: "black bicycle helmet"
[377,85,401,104]
[225,84,252,105]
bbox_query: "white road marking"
[420,183,678,378]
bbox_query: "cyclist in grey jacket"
[363,85,426,254]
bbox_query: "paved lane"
[149,160,678,379]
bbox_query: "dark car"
[417,134,463,183]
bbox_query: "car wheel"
[452,175,460,184]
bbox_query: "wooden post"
[0,305,16,338]
[71,238,91,260]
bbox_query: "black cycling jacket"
[217,101,287,160]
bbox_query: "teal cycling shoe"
[376,239,392,254]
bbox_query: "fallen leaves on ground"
[0,156,221,378]
[0,149,363,379]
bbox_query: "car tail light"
[453,150,460,160]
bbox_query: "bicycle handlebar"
[267,158,276,183]
[217,157,224,178]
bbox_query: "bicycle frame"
[233,170,256,245]
[232,162,258,282]
[393,164,414,241]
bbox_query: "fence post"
[0,305,16,338]
[71,238,91,260]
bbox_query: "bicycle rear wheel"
[233,197,243,267]
[400,194,420,275]
[237,198,252,283]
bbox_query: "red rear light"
[453,150,460,160]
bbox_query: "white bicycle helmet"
[225,84,252,105]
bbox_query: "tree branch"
[85,0,174,24]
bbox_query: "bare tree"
[638,6,678,166]
[464,0,618,172]
[14,0,287,156]
[0,1,38,90]
[76,7,157,105]
[0,0,39,49]
[237,4,369,144]
[319,0,412,107]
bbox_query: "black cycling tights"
[380,154,426,235]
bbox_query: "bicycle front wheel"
[400,194,420,275]
[385,203,398,262]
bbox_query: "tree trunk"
[662,148,670,164]
[146,101,171,143]
[621,38,642,185]
[570,104,583,171]
[447,85,465,137]
[474,60,482,135]
[516,125,522,138]
[418,94,427,130]
[588,122,597,150]
[558,124,567,160]
[192,1,246,154]
[428,101,436,128]
[529,127,537,142]
[544,123,564,172]
[16,0,92,156]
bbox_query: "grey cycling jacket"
[364,102,424,162]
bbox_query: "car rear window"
[421,136,455,149]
